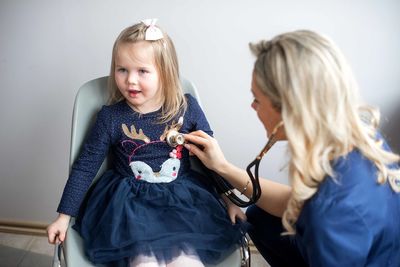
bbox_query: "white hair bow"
[141,18,163,41]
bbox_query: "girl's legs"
[246,205,308,267]
[166,252,204,267]
[129,254,166,267]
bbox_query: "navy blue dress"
[57,95,245,265]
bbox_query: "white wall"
[1,0,399,223]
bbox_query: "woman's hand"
[185,131,292,218]
[46,213,71,244]
[184,131,228,172]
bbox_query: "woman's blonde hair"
[250,30,400,234]
[108,22,186,123]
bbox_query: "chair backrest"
[69,76,201,180]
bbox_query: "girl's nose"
[128,72,138,84]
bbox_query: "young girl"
[47,19,246,267]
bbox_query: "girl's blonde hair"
[108,22,186,123]
[250,30,400,234]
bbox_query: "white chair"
[54,76,250,267]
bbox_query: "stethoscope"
[241,121,283,207]
[166,120,284,207]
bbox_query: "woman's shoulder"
[313,150,378,200]
[306,148,398,222]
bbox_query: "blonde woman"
[184,30,400,266]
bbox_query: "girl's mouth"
[128,89,141,97]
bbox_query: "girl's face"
[251,72,285,140]
[114,41,162,114]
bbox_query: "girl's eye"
[139,69,149,74]
[117,68,127,73]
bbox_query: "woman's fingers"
[186,130,210,138]
[184,131,211,147]
[184,131,216,158]
[184,142,202,158]
[184,131,226,171]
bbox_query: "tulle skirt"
[73,170,247,266]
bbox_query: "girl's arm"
[57,106,112,217]
[48,106,112,244]
[184,130,291,217]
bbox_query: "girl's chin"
[126,101,161,114]
[126,101,141,111]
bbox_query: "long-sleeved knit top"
[57,94,212,216]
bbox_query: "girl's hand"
[184,131,228,172]
[226,203,247,224]
[46,213,71,244]
[221,194,247,224]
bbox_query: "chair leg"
[240,234,251,267]
[52,243,62,267]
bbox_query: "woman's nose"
[251,101,257,110]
